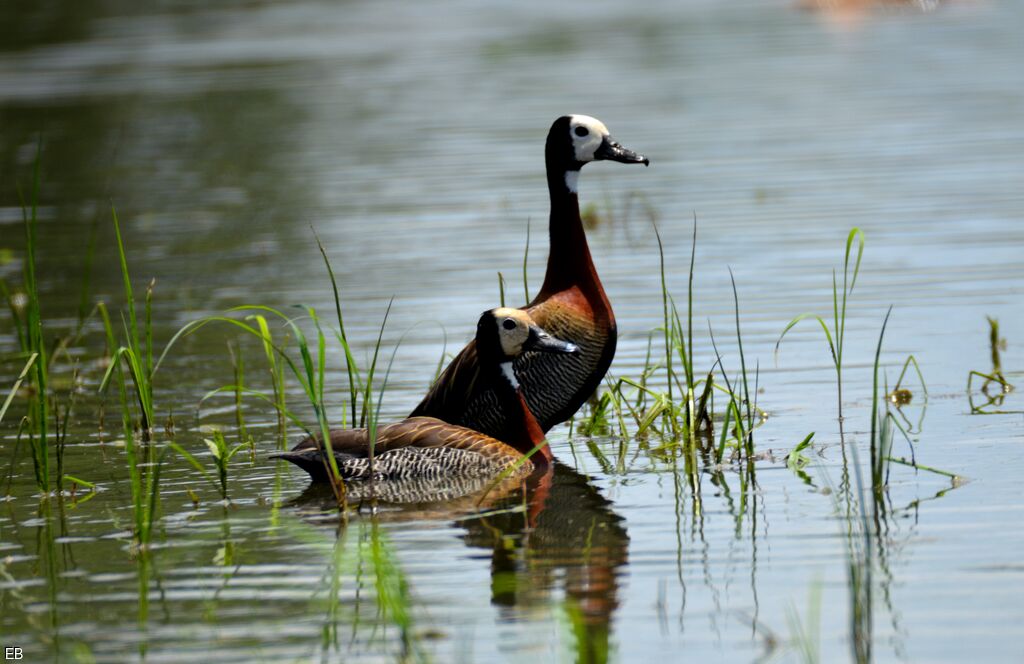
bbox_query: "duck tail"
[269,449,343,483]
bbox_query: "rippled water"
[2,0,1023,661]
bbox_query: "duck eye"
[574,126,589,138]
[502,318,517,331]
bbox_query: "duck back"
[272,417,535,482]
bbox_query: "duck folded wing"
[408,340,486,424]
[271,416,529,482]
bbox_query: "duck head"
[477,308,578,387]
[546,114,649,193]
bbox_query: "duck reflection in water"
[466,460,627,664]
[288,459,627,663]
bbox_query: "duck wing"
[286,416,504,456]
[408,339,501,427]
[271,417,526,482]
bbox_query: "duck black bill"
[594,136,649,166]
[526,326,579,354]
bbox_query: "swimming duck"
[410,115,648,438]
[272,308,578,483]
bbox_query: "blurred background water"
[1,0,1023,661]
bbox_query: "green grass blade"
[61,475,96,490]
[893,354,928,397]
[845,227,865,293]
[653,223,675,409]
[687,215,697,393]
[111,206,140,356]
[168,441,216,487]
[776,313,836,365]
[360,298,394,428]
[522,217,531,304]
[144,279,154,388]
[833,268,841,366]
[20,146,49,492]
[870,306,894,488]
[199,386,309,433]
[0,353,38,424]
[883,456,961,480]
[309,308,326,409]
[314,230,359,425]
[728,268,752,435]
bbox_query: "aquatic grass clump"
[99,209,157,437]
[53,365,85,497]
[577,221,765,471]
[763,228,950,487]
[162,232,396,507]
[170,429,247,502]
[867,308,957,491]
[571,227,689,444]
[97,208,167,548]
[869,307,895,492]
[1,152,52,494]
[166,303,349,503]
[197,315,306,444]
[707,268,763,463]
[253,314,291,445]
[807,296,958,664]
[2,149,106,498]
[226,342,256,459]
[785,432,816,487]
[564,219,772,547]
[776,228,865,428]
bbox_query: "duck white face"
[567,115,611,163]
[557,115,649,192]
[485,308,579,388]
[493,308,535,358]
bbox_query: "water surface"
[2,0,1023,661]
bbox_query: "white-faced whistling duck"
[410,115,648,439]
[271,308,578,483]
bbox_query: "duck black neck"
[535,160,599,301]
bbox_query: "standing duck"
[411,115,648,437]
[272,308,577,483]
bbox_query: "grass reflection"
[968,317,1019,414]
